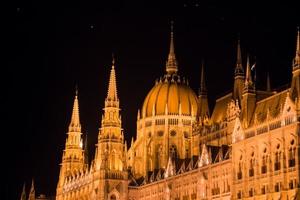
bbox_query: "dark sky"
[11,2,299,199]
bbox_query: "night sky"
[11,2,299,199]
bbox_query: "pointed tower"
[57,88,85,193]
[291,27,300,101]
[94,56,128,199]
[233,38,245,102]
[20,183,26,200]
[166,21,178,75]
[28,179,35,200]
[198,60,210,117]
[241,55,256,128]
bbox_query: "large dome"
[141,25,199,118]
[142,77,199,117]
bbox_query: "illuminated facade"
[54,28,300,200]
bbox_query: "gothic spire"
[166,21,178,75]
[235,38,244,76]
[199,60,207,96]
[245,55,253,84]
[68,87,81,132]
[294,27,300,69]
[106,56,118,102]
[244,55,254,93]
[28,179,35,200]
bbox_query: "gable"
[232,117,244,143]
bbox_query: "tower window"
[170,145,177,160]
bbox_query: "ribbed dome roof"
[142,77,199,117]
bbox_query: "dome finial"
[75,83,78,97]
[166,20,178,75]
[112,53,115,68]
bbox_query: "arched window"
[249,158,254,177]
[289,139,296,167]
[274,144,281,171]
[170,145,177,160]
[274,152,281,171]
[261,155,267,174]
[184,131,189,139]
[110,194,117,200]
[237,162,242,180]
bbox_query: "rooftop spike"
[244,55,254,92]
[106,56,118,102]
[28,179,35,200]
[245,55,253,85]
[199,59,207,96]
[68,87,81,132]
[166,21,178,75]
[131,137,134,147]
[294,27,300,68]
[235,37,244,76]
[20,182,26,200]
[137,109,140,120]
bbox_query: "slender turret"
[198,60,210,117]
[57,88,85,196]
[291,27,300,100]
[94,56,128,200]
[233,38,245,101]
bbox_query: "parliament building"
[51,27,300,200]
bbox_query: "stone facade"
[52,28,300,200]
